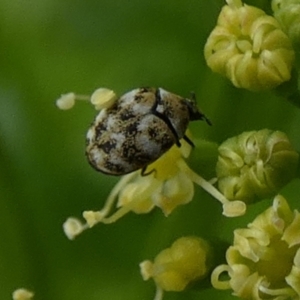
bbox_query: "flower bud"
[216,129,299,203]
[204,0,295,91]
[272,0,300,47]
[140,236,212,299]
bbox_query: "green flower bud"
[216,129,299,203]
[211,195,300,299]
[272,0,300,47]
[204,0,295,91]
[140,237,212,300]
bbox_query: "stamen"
[211,265,232,290]
[90,88,117,110]
[56,88,116,111]
[63,217,89,240]
[56,92,90,110]
[139,260,153,281]
[259,284,296,298]
[83,172,138,227]
[177,159,246,217]
[154,286,164,300]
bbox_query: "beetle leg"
[141,166,157,177]
[183,135,195,147]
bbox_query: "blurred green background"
[1,0,300,299]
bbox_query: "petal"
[282,210,300,247]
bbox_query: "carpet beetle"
[86,87,210,176]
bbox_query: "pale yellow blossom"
[204,0,295,91]
[211,195,300,299]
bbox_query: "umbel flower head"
[140,236,212,300]
[63,135,246,239]
[216,129,299,203]
[272,0,300,47]
[204,0,295,91]
[211,195,300,299]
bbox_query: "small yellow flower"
[140,236,212,300]
[211,194,300,299]
[216,129,299,203]
[12,288,34,300]
[204,0,295,91]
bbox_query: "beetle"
[85,87,210,176]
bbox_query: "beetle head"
[185,96,212,125]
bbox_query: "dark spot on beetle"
[135,151,155,164]
[134,91,146,100]
[134,87,151,102]
[104,161,124,174]
[148,127,158,139]
[134,94,144,102]
[158,132,175,150]
[95,122,107,138]
[98,139,117,153]
[120,108,135,121]
[125,122,138,136]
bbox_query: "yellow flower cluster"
[211,195,300,299]
[204,0,295,91]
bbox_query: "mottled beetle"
[86,87,210,175]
